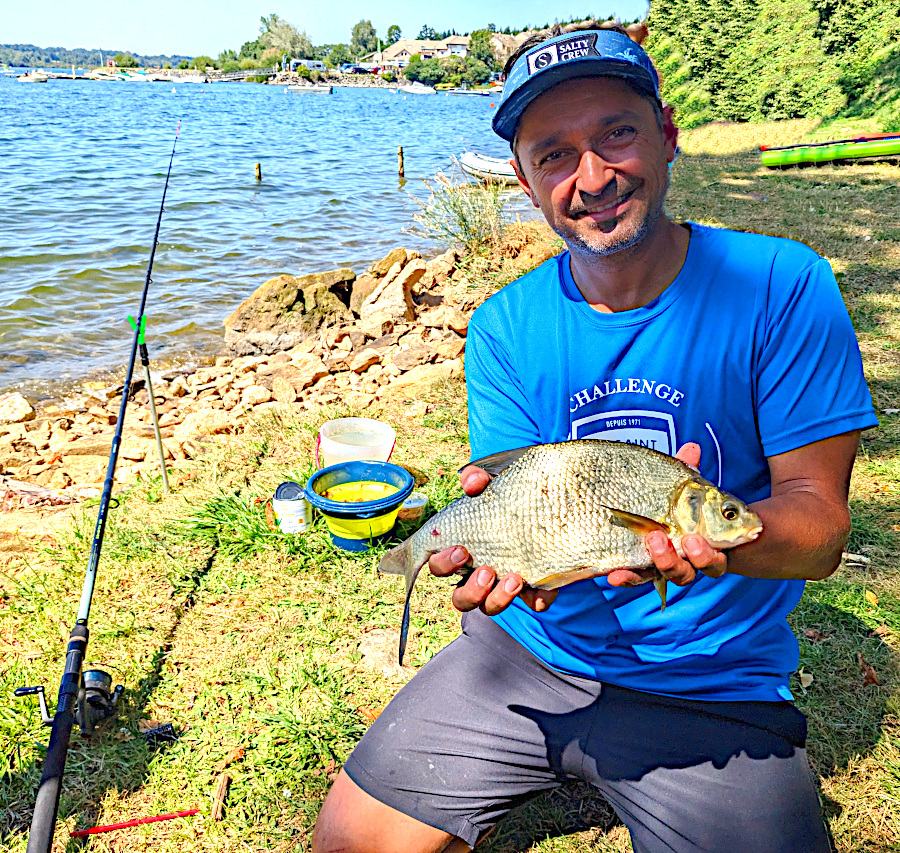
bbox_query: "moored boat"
[458,151,518,185]
[288,83,333,94]
[760,133,900,167]
[399,81,436,95]
[16,70,49,83]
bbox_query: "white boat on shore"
[399,82,436,95]
[458,151,518,186]
[16,70,49,83]
[288,83,332,94]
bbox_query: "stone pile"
[0,245,472,501]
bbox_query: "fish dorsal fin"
[602,505,671,535]
[463,445,533,478]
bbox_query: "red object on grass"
[70,808,200,837]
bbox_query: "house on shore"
[369,36,471,69]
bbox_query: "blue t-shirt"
[465,223,877,702]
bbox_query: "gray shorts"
[343,609,830,852]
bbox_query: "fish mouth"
[746,525,763,541]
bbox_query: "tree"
[114,52,139,67]
[239,39,264,60]
[468,29,496,67]
[177,59,190,69]
[387,25,402,44]
[218,48,237,66]
[351,20,378,57]
[406,55,444,85]
[325,43,353,67]
[417,24,438,40]
[191,55,215,70]
[259,12,313,59]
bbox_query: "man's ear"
[511,157,541,209]
[662,104,679,163]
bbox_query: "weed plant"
[408,169,509,255]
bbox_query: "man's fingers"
[519,586,559,612]
[429,545,472,578]
[674,442,701,470]
[607,568,656,587]
[459,465,490,496]
[451,566,497,612]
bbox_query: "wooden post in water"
[255,163,262,181]
[398,146,404,179]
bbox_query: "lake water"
[0,75,530,400]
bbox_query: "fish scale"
[380,440,763,664]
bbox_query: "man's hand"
[427,465,559,615]
[606,442,728,590]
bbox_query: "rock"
[272,375,297,404]
[418,304,469,336]
[119,439,149,462]
[391,346,437,372]
[360,260,427,323]
[241,385,273,407]
[434,336,466,360]
[0,393,35,425]
[222,389,241,410]
[287,354,329,390]
[386,359,464,393]
[421,249,457,289]
[173,410,233,443]
[223,269,355,355]
[350,274,380,316]
[357,628,412,680]
[359,313,395,339]
[169,376,189,397]
[369,247,412,278]
[62,437,113,456]
[349,348,382,374]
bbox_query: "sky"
[2,0,651,57]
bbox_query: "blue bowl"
[305,461,414,552]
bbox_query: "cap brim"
[493,60,660,142]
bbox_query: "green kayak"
[760,133,900,167]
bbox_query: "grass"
[1,120,900,851]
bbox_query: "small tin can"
[272,481,313,533]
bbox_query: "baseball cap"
[492,28,661,142]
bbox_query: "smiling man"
[312,25,877,853]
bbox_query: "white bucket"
[316,417,396,469]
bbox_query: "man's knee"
[312,769,467,853]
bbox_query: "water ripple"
[0,78,535,398]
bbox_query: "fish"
[379,440,763,664]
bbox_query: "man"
[313,25,877,853]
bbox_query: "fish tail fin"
[654,571,668,612]
[378,537,428,666]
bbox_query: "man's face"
[512,76,678,259]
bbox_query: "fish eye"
[721,502,740,521]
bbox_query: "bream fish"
[379,440,762,664]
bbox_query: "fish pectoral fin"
[601,505,671,536]
[653,570,668,612]
[463,445,533,478]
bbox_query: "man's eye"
[540,151,565,165]
[608,127,637,143]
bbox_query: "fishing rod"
[14,123,180,853]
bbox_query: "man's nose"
[575,150,615,195]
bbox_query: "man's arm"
[644,430,860,584]
[430,432,861,614]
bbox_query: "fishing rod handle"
[26,624,88,853]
